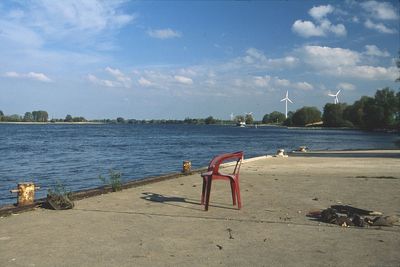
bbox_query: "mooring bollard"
[275,149,288,158]
[182,160,192,174]
[10,182,40,206]
[298,146,308,152]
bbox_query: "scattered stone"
[227,228,234,239]
[297,146,309,152]
[312,197,319,201]
[307,205,395,228]
[216,245,223,250]
[372,216,398,227]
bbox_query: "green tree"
[323,103,351,127]
[204,116,216,125]
[262,114,269,124]
[283,111,294,126]
[363,97,385,130]
[234,115,245,123]
[72,117,87,122]
[374,87,398,128]
[396,51,400,82]
[32,110,48,122]
[23,112,33,122]
[7,114,22,122]
[245,113,254,124]
[116,117,125,123]
[267,111,286,124]
[65,114,73,122]
[0,110,3,121]
[292,106,321,126]
[343,96,371,128]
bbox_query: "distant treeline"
[1,88,399,130]
[0,110,49,122]
[261,87,400,130]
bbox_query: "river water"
[0,124,398,206]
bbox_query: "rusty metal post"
[10,183,39,206]
[182,160,192,174]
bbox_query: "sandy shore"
[1,151,399,266]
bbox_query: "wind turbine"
[280,90,293,119]
[328,90,341,104]
[230,113,234,121]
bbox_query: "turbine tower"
[328,90,341,104]
[280,90,293,118]
[230,113,234,121]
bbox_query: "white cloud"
[309,5,334,20]
[174,75,193,85]
[238,48,298,68]
[0,0,135,51]
[138,77,153,87]
[299,45,397,81]
[178,68,197,76]
[300,45,360,68]
[338,66,398,81]
[26,72,52,82]
[4,72,20,78]
[292,19,346,38]
[4,71,51,82]
[294,82,314,91]
[87,74,118,88]
[274,78,291,87]
[292,5,346,38]
[337,82,356,91]
[364,19,396,34]
[364,45,390,57]
[88,67,131,88]
[105,67,131,88]
[292,20,325,37]
[253,75,313,91]
[327,22,347,36]
[361,1,399,20]
[269,56,299,66]
[147,28,182,39]
[31,1,135,33]
[253,76,271,87]
[0,20,44,48]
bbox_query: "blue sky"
[0,0,399,120]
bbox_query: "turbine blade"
[328,93,335,97]
[288,98,293,103]
[280,98,286,102]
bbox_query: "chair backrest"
[207,151,244,175]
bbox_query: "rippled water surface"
[0,124,398,206]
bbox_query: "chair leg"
[205,176,212,211]
[201,177,206,205]
[236,181,241,209]
[230,180,236,206]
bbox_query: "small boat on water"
[236,121,246,127]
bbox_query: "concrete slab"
[1,152,399,266]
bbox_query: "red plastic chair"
[201,151,244,211]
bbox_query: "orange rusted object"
[182,160,192,174]
[10,183,39,206]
